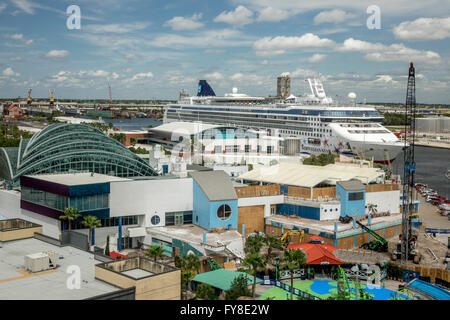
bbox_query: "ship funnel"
[197,80,216,97]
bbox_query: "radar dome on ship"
[232,87,238,94]
[348,92,357,99]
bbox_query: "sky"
[0,0,449,103]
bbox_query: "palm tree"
[59,207,81,231]
[263,235,282,273]
[145,245,165,262]
[82,215,102,247]
[242,252,265,298]
[281,249,307,300]
[244,234,265,255]
[175,254,201,299]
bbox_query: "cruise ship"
[163,79,405,164]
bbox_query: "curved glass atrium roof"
[0,123,158,185]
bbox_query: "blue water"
[309,280,409,300]
[408,279,450,300]
[105,117,162,131]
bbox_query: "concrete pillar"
[242,224,245,237]
[118,216,122,251]
[203,231,206,244]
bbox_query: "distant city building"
[277,73,291,99]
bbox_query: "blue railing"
[425,228,450,234]
[274,280,322,300]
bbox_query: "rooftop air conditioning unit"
[24,250,59,273]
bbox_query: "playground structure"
[207,258,222,270]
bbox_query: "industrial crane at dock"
[399,62,421,264]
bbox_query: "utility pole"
[401,62,416,262]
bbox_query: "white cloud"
[151,29,251,49]
[163,13,204,31]
[6,33,33,46]
[9,33,24,40]
[393,17,450,41]
[253,33,335,56]
[313,9,356,25]
[307,53,327,63]
[0,3,7,13]
[290,68,318,79]
[2,67,20,77]
[84,22,149,34]
[373,75,398,84]
[44,50,70,60]
[256,7,292,22]
[11,0,35,14]
[130,72,154,81]
[204,72,224,81]
[337,38,441,64]
[214,5,253,27]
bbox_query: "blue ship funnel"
[197,80,216,97]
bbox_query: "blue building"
[190,170,238,231]
[336,180,366,218]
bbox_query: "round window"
[151,215,160,225]
[217,204,232,221]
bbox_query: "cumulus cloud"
[256,7,292,22]
[253,33,335,56]
[307,53,327,63]
[164,13,204,30]
[336,38,441,64]
[313,9,356,25]
[44,50,70,60]
[2,67,20,77]
[393,17,450,41]
[214,5,253,27]
[0,3,6,13]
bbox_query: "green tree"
[59,207,81,231]
[82,215,102,247]
[262,235,282,274]
[195,283,215,300]
[145,245,165,262]
[244,234,265,255]
[175,254,201,299]
[225,274,252,300]
[280,249,307,300]
[242,252,265,298]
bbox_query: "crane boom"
[355,220,387,245]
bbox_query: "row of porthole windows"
[323,208,339,213]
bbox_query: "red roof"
[287,242,343,265]
[308,235,324,241]
[110,251,128,259]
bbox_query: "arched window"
[151,215,160,225]
[217,204,232,220]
